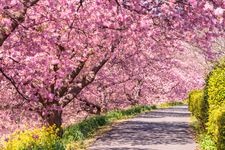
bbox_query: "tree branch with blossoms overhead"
[0,67,28,100]
[0,0,40,46]
[0,0,224,135]
[61,38,121,108]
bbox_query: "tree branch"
[0,0,40,46]
[78,97,101,114]
[61,39,120,107]
[0,68,28,100]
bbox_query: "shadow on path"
[88,105,196,150]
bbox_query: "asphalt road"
[88,105,197,150]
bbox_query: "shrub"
[217,109,225,150]
[204,59,225,149]
[205,59,225,112]
[207,105,225,150]
[188,90,208,128]
[2,126,64,150]
[199,133,217,150]
[190,110,216,150]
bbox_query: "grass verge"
[1,101,185,150]
[63,101,186,149]
[190,117,216,150]
[157,101,186,108]
[62,105,156,149]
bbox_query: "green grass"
[62,105,156,149]
[190,117,217,150]
[2,101,184,150]
[158,101,186,108]
[62,101,185,149]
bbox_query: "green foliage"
[188,90,208,128]
[199,133,217,150]
[1,126,65,150]
[159,101,185,108]
[204,58,225,150]
[106,110,123,121]
[188,90,202,117]
[217,109,225,150]
[62,115,108,143]
[205,60,225,112]
[62,105,155,148]
[106,105,154,121]
[1,105,155,150]
[189,58,225,150]
[207,105,225,150]
[190,116,216,150]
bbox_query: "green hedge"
[188,90,208,128]
[205,60,225,112]
[204,58,225,150]
[207,105,225,150]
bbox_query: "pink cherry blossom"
[214,7,224,16]
[0,0,224,135]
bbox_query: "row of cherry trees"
[0,0,225,135]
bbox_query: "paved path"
[88,105,197,150]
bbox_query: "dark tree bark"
[45,109,63,137]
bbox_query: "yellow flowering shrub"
[204,58,225,150]
[207,105,225,150]
[2,126,64,150]
[188,90,208,128]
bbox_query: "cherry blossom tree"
[0,0,225,135]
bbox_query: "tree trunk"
[45,110,63,137]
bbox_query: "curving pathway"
[88,105,197,150]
